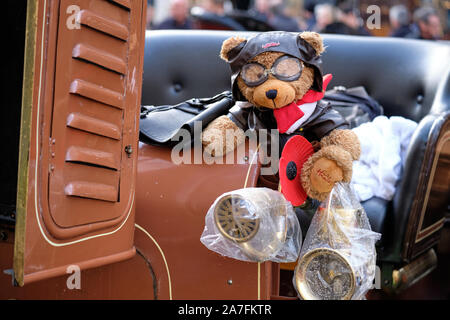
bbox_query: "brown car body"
[0,0,449,300]
[0,0,276,300]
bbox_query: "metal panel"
[65,146,119,170]
[78,9,129,40]
[13,0,146,286]
[47,0,136,228]
[135,141,273,299]
[66,112,121,140]
[72,43,127,74]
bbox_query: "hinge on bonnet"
[49,137,56,172]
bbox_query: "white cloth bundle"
[350,116,418,202]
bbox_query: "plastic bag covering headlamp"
[294,182,381,300]
[200,187,302,263]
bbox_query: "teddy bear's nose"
[265,89,278,100]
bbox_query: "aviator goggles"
[240,55,304,87]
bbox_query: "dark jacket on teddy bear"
[228,99,349,151]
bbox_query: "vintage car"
[0,0,449,299]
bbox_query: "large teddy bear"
[202,31,360,202]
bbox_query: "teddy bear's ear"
[299,31,325,56]
[220,36,247,62]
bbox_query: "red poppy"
[279,135,314,206]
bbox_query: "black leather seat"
[141,30,450,265]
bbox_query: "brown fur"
[320,129,361,160]
[299,31,325,55]
[220,37,247,61]
[202,115,244,157]
[301,146,353,201]
[220,33,320,109]
[204,32,360,202]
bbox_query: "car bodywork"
[0,0,449,299]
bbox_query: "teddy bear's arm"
[201,114,245,157]
[299,95,361,201]
[202,104,262,157]
[301,142,354,201]
[300,128,361,201]
[320,129,361,160]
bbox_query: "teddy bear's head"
[220,31,325,110]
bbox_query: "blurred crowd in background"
[145,0,449,40]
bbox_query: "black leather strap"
[139,91,234,146]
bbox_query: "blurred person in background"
[313,3,336,32]
[336,0,371,36]
[250,0,271,22]
[200,0,226,15]
[154,0,193,30]
[269,0,301,32]
[248,0,300,31]
[389,5,413,37]
[193,0,246,30]
[314,0,370,36]
[303,0,318,31]
[407,6,443,40]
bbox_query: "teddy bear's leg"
[300,145,353,201]
[202,115,245,157]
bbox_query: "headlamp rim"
[295,247,356,300]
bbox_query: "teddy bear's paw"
[320,129,361,160]
[202,115,245,157]
[309,157,343,195]
[300,145,353,201]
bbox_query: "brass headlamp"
[294,183,380,300]
[212,188,299,262]
[294,208,360,300]
[295,247,356,300]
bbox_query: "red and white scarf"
[274,74,333,134]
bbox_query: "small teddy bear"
[202,31,360,202]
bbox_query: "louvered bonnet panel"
[47,0,137,231]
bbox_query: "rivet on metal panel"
[125,145,133,157]
[227,279,233,285]
[50,138,56,158]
